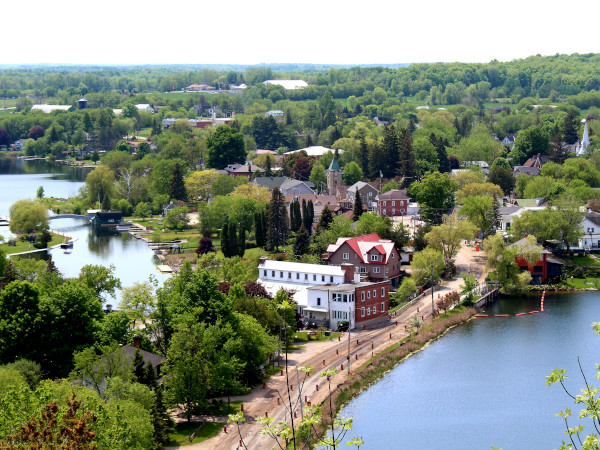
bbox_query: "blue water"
[335,292,600,450]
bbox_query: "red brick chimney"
[133,335,141,349]
[259,256,267,265]
[340,264,354,283]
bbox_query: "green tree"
[169,162,187,201]
[78,264,122,301]
[206,125,246,169]
[309,161,327,193]
[410,248,445,286]
[510,125,550,165]
[91,150,100,164]
[488,166,515,195]
[353,191,364,222]
[381,179,399,194]
[410,171,458,224]
[425,213,478,259]
[460,195,497,237]
[317,205,334,233]
[267,187,288,252]
[355,213,391,238]
[381,126,400,178]
[164,206,190,231]
[551,195,585,253]
[343,161,363,186]
[293,223,310,257]
[85,165,114,206]
[71,344,133,395]
[8,199,49,235]
[0,281,41,364]
[398,128,417,184]
[562,108,580,145]
[36,186,44,199]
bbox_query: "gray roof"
[122,345,164,368]
[254,176,289,190]
[499,206,522,216]
[513,166,541,176]
[585,211,600,226]
[347,181,378,193]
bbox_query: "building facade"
[376,189,410,217]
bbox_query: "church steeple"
[326,156,342,195]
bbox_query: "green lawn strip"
[2,232,65,255]
[569,256,600,267]
[565,277,600,289]
[294,331,342,343]
[168,422,222,446]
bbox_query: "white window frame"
[373,267,381,274]
[392,201,395,206]
[373,304,377,314]
[360,266,367,273]
[381,302,385,312]
[367,291,371,299]
[373,289,377,298]
[381,287,385,297]
[361,307,365,317]
[370,254,379,262]
[317,297,321,306]
[343,252,349,260]
[361,292,365,302]
[367,307,371,315]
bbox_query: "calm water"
[336,292,600,450]
[0,158,169,301]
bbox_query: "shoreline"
[312,308,477,445]
[5,230,78,257]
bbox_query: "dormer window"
[370,254,379,262]
[343,252,349,260]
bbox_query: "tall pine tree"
[221,222,230,257]
[169,162,187,201]
[353,192,364,222]
[293,223,310,257]
[563,109,579,145]
[381,126,400,178]
[317,205,333,232]
[360,137,369,175]
[267,187,288,252]
[398,128,417,186]
[228,222,238,257]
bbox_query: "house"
[579,211,600,251]
[326,233,403,286]
[263,80,308,90]
[123,336,165,380]
[91,211,123,228]
[284,146,340,157]
[513,166,541,177]
[574,120,591,156]
[511,238,563,284]
[13,139,27,151]
[497,206,522,232]
[253,176,314,195]
[461,161,490,175]
[226,163,265,180]
[162,200,186,216]
[135,104,154,113]
[376,190,410,217]
[265,110,285,118]
[186,84,216,92]
[346,182,379,211]
[523,153,551,169]
[257,258,389,330]
[502,135,517,147]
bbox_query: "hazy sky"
[6,0,600,65]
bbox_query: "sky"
[5,0,600,66]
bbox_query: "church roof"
[328,157,341,172]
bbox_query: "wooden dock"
[475,287,501,308]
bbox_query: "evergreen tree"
[152,387,175,447]
[563,109,579,145]
[293,223,310,257]
[238,227,246,258]
[436,138,450,173]
[265,156,273,177]
[398,128,417,186]
[132,348,146,384]
[289,200,296,232]
[305,134,313,147]
[294,201,302,231]
[101,194,111,211]
[169,162,187,201]
[307,200,314,231]
[302,199,311,232]
[267,187,288,252]
[317,205,333,232]
[285,109,293,125]
[254,213,265,248]
[368,142,385,179]
[228,222,238,258]
[83,111,93,132]
[382,126,400,178]
[360,137,369,175]
[353,192,364,222]
[221,222,230,257]
[144,360,156,388]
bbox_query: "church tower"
[326,156,342,195]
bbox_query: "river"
[335,291,600,449]
[0,157,170,301]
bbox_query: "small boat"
[60,241,74,249]
[64,249,72,254]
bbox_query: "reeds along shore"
[316,308,477,438]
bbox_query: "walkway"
[165,246,488,449]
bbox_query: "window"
[322,275,325,282]
[392,208,395,215]
[361,307,365,317]
[373,267,381,274]
[360,267,367,273]
[401,210,405,214]
[383,201,387,206]
[272,271,275,277]
[381,287,385,297]
[350,294,354,302]
[263,270,267,277]
[280,271,283,278]
[305,274,308,280]
[330,276,333,282]
[296,273,300,279]
[317,297,321,306]
[367,307,371,316]
[313,274,317,281]
[373,289,376,297]
[368,192,372,197]
[382,209,386,216]
[381,302,385,312]
[370,254,379,262]
[288,272,291,279]
[392,201,395,206]
[343,294,348,302]
[373,304,377,314]
[343,252,349,260]
[361,292,365,302]
[367,291,371,299]
[391,253,394,258]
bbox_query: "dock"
[156,265,173,273]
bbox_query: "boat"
[60,241,74,249]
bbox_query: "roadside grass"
[168,421,222,447]
[568,255,600,267]
[565,277,600,289]
[294,331,341,343]
[1,232,65,255]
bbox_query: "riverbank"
[312,307,476,446]
[2,230,76,256]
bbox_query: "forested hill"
[1,53,599,103]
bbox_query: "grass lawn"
[568,255,600,267]
[1,232,65,255]
[565,277,600,289]
[294,331,341,342]
[168,422,222,447]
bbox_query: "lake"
[335,291,600,449]
[0,157,170,302]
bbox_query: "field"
[565,277,600,289]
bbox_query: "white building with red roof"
[325,233,402,286]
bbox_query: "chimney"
[354,266,361,283]
[248,164,251,172]
[340,264,354,283]
[259,256,267,265]
[133,335,141,349]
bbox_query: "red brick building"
[376,189,410,217]
[354,281,389,324]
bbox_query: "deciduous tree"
[9,199,49,235]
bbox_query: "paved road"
[168,245,488,449]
